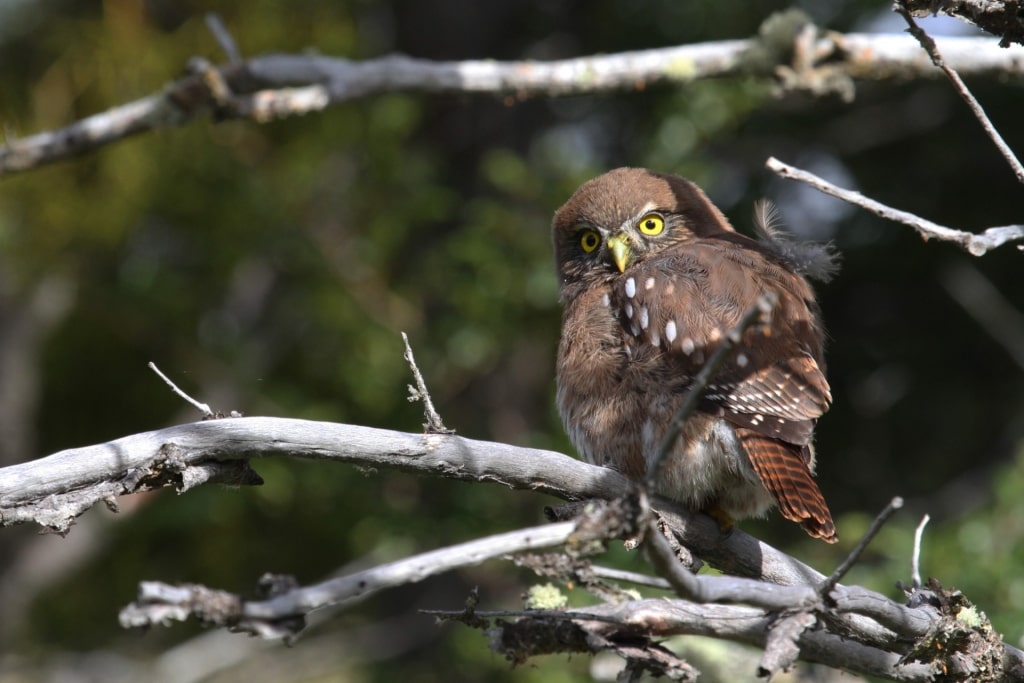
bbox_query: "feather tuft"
[752,199,840,283]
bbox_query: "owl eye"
[579,229,601,253]
[638,213,665,236]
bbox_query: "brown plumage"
[553,167,837,542]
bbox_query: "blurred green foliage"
[1,1,1022,681]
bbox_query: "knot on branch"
[900,578,1004,682]
[566,493,648,556]
[128,442,263,494]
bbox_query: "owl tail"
[736,428,838,543]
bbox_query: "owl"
[553,167,837,542]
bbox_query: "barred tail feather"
[736,428,838,543]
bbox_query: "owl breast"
[555,278,775,518]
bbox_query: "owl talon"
[704,505,736,537]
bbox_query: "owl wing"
[702,352,830,446]
[612,243,838,542]
[612,243,830,444]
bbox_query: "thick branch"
[5,416,1021,677]
[0,416,932,622]
[0,420,965,641]
[114,514,945,679]
[120,521,578,639]
[0,417,934,639]
[896,2,1024,184]
[487,600,936,681]
[1,33,1021,176]
[901,0,1024,47]
[0,414,911,623]
[644,514,817,611]
[0,417,626,533]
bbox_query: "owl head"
[551,167,735,299]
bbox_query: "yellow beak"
[607,234,632,273]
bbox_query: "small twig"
[148,362,214,418]
[401,332,453,434]
[421,607,625,625]
[895,3,1024,185]
[645,294,776,488]
[759,610,817,678]
[205,13,242,64]
[588,565,672,590]
[819,496,903,597]
[122,520,579,637]
[645,517,704,600]
[767,157,1024,256]
[911,514,930,589]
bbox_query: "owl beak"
[607,234,632,273]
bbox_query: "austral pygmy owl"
[553,168,838,542]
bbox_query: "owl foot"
[704,504,736,538]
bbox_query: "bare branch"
[0,415,937,635]
[896,3,1024,184]
[148,362,215,418]
[205,13,242,64]
[820,496,903,596]
[451,606,700,680]
[766,156,1024,255]
[2,33,1023,176]
[245,523,576,622]
[900,0,1024,47]
[477,600,936,681]
[644,514,818,611]
[120,521,578,638]
[0,92,190,175]
[4,414,1021,676]
[115,510,977,680]
[0,416,935,631]
[401,332,452,434]
[0,413,946,650]
[911,514,931,589]
[648,495,907,679]
[510,550,665,602]
[635,501,939,649]
[588,565,671,590]
[760,610,817,677]
[0,417,626,533]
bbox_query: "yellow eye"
[638,213,665,236]
[579,229,600,253]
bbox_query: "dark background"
[1,1,1022,681]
